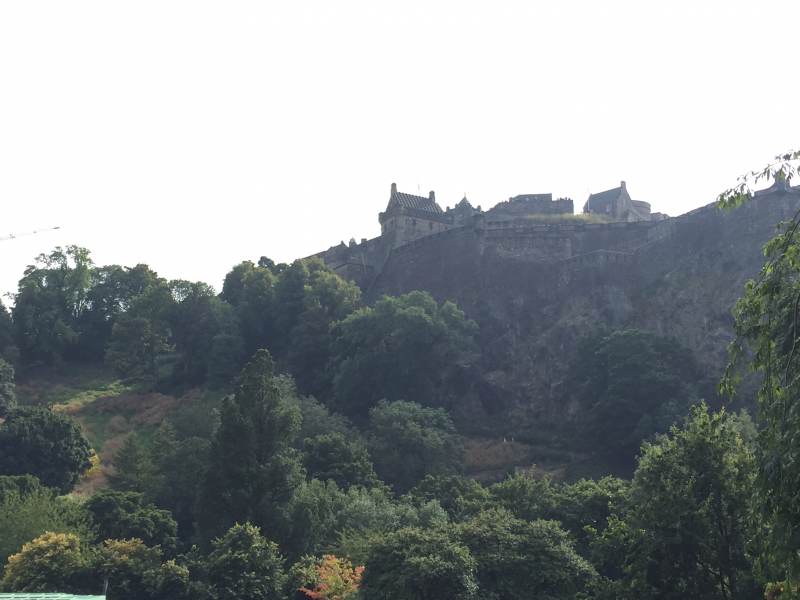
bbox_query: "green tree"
[489,473,559,523]
[1,532,92,594]
[98,538,189,600]
[0,300,15,360]
[367,400,464,493]
[458,508,597,600]
[622,405,760,600]
[408,475,492,522]
[567,329,701,469]
[303,432,378,489]
[0,358,16,416]
[169,281,243,385]
[84,490,178,552]
[204,522,287,600]
[196,350,303,542]
[0,407,92,493]
[287,263,361,397]
[360,526,478,600]
[0,480,93,571]
[105,316,171,382]
[221,260,277,358]
[719,149,800,587]
[12,245,93,364]
[77,263,163,361]
[330,291,478,416]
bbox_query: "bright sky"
[1,1,798,301]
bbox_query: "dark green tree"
[204,522,287,600]
[361,526,478,600]
[84,490,178,551]
[568,329,701,468]
[610,405,760,600]
[408,475,492,522]
[0,357,16,416]
[12,246,93,364]
[303,432,378,489]
[196,350,303,542]
[458,508,597,600]
[368,400,463,494]
[0,407,92,493]
[719,149,800,588]
[330,291,479,416]
[0,300,14,360]
[286,263,361,397]
[221,261,277,358]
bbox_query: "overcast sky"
[1,1,798,301]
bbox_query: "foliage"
[408,475,492,522]
[196,350,303,542]
[719,151,800,586]
[368,400,464,493]
[458,508,597,600]
[0,300,14,360]
[98,538,190,600]
[0,482,93,572]
[616,405,760,599]
[105,315,171,382]
[568,328,701,467]
[0,358,16,416]
[205,522,287,600]
[299,554,363,600]
[303,432,378,489]
[360,526,478,600]
[0,406,92,493]
[489,473,559,522]
[330,291,478,416]
[1,532,91,594]
[12,246,93,364]
[84,490,178,552]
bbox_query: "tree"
[622,405,760,599]
[0,480,93,571]
[12,245,93,364]
[0,357,16,416]
[221,261,277,358]
[98,538,189,600]
[330,291,478,416]
[0,407,92,493]
[1,532,92,594]
[303,432,378,489]
[84,490,178,551]
[168,281,243,385]
[719,149,800,587]
[360,526,478,600]
[458,509,597,600]
[408,475,492,522]
[205,522,287,600]
[489,473,559,523]
[567,329,702,469]
[105,316,171,382]
[367,400,464,493]
[299,554,363,600]
[196,350,303,542]
[287,263,361,397]
[0,300,15,360]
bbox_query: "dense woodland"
[1,158,800,599]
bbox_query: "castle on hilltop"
[310,181,669,289]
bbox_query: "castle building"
[583,181,664,222]
[379,183,455,248]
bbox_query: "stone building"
[583,181,665,222]
[379,183,454,248]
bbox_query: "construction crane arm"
[0,226,61,242]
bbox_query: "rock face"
[366,189,800,428]
[314,186,800,439]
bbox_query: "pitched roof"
[587,186,623,206]
[390,191,443,214]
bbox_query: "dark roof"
[389,191,443,214]
[587,186,623,206]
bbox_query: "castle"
[311,181,669,289]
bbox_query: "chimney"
[429,190,436,202]
[391,182,397,195]
[620,180,627,191]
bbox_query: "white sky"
[1,1,798,301]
